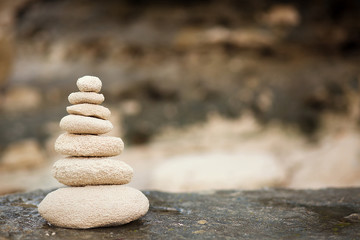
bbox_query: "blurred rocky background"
[0,0,360,195]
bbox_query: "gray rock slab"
[1,188,360,239]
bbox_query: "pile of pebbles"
[38,76,149,229]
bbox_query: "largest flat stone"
[38,185,149,229]
[55,133,124,157]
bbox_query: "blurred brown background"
[0,0,360,195]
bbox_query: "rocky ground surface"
[1,188,360,239]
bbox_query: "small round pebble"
[66,104,111,120]
[38,185,149,229]
[68,92,104,105]
[52,158,133,186]
[55,133,124,157]
[77,76,102,93]
[60,115,113,134]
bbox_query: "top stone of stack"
[77,76,102,93]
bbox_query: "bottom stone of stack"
[52,158,133,186]
[38,185,149,229]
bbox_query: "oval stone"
[60,115,113,134]
[66,104,111,120]
[77,76,102,93]
[68,92,104,105]
[38,185,149,229]
[55,133,124,157]
[52,158,133,186]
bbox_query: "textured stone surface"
[66,104,111,120]
[68,92,104,105]
[1,188,360,239]
[52,158,133,186]
[55,133,124,157]
[76,76,102,93]
[38,186,149,229]
[59,115,113,134]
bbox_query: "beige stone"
[52,158,133,186]
[66,104,111,120]
[0,139,45,170]
[77,76,102,93]
[55,133,124,157]
[38,185,149,229]
[68,92,104,105]
[60,115,113,134]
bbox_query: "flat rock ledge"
[1,188,360,239]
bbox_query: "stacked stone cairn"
[38,76,149,229]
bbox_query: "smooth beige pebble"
[68,92,104,105]
[55,133,124,157]
[66,104,111,120]
[60,115,113,134]
[38,185,149,229]
[52,158,133,186]
[77,76,102,93]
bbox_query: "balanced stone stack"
[38,76,149,229]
